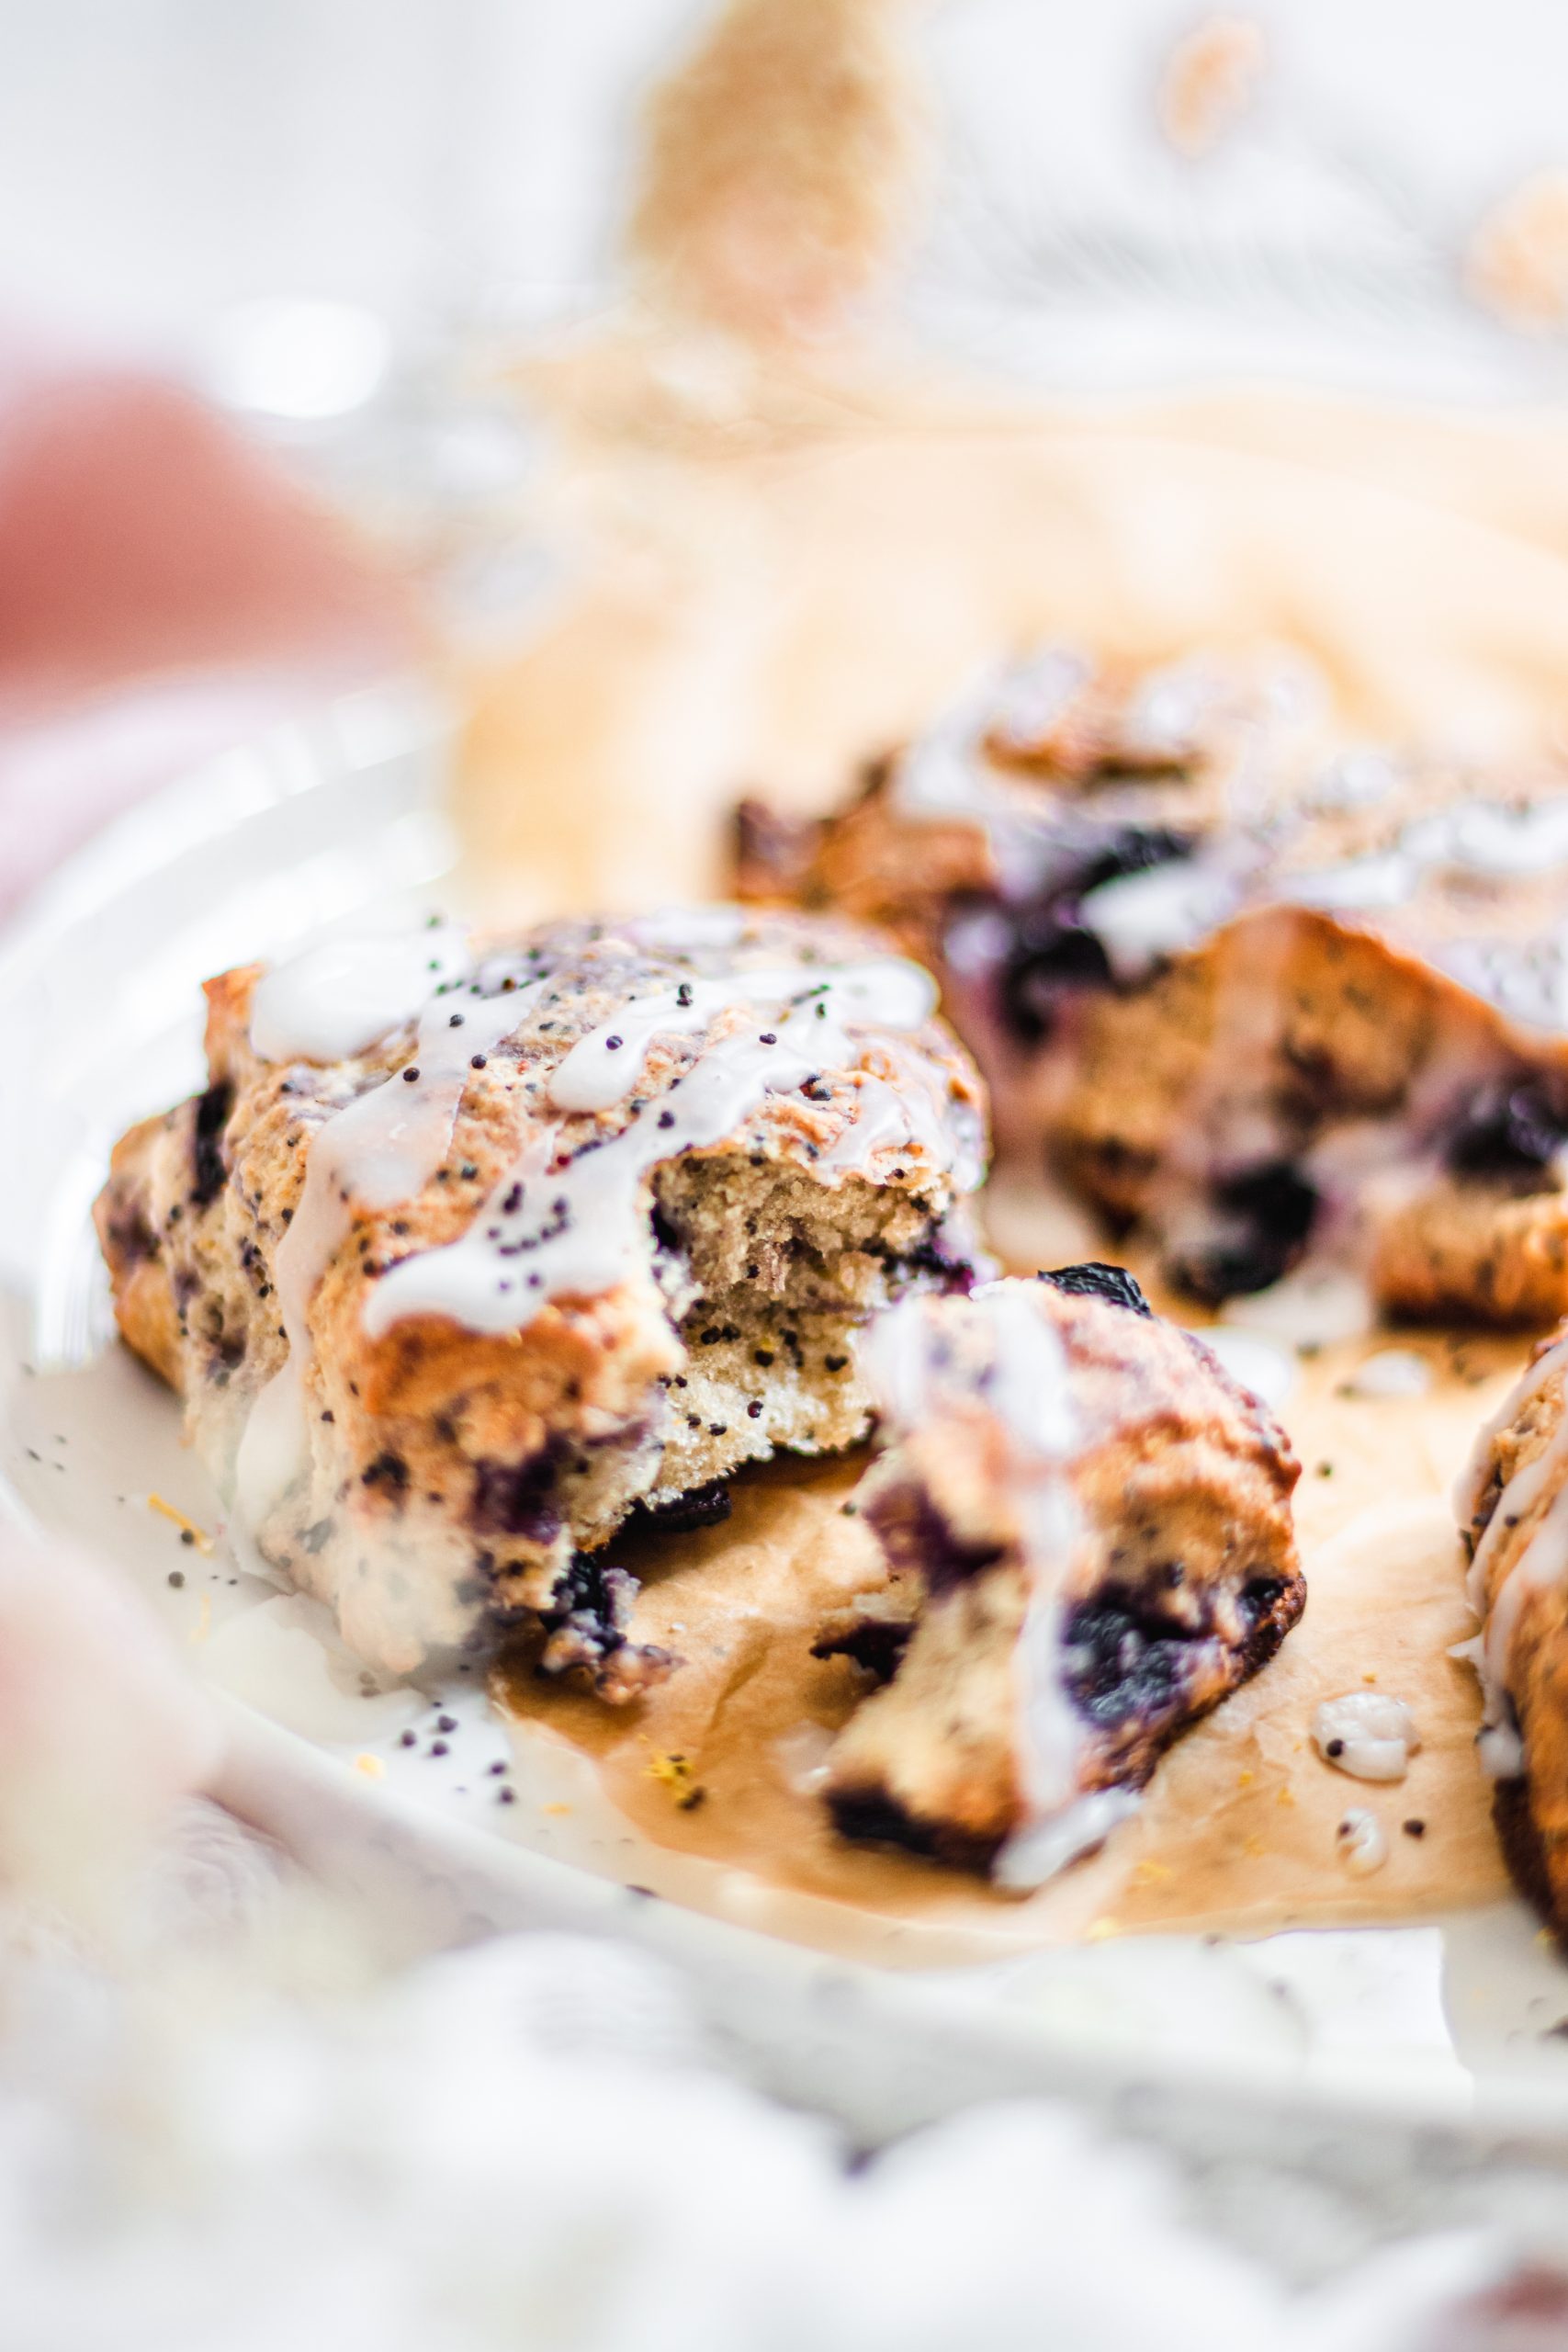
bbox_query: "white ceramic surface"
[6,684,1568,2178]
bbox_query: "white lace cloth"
[0,1798,1543,2352]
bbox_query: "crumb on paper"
[1468,168,1568,332]
[1085,1917,1121,1941]
[353,1753,385,1780]
[1157,15,1266,158]
[542,1803,572,1816]
[1236,1769,1254,1787]
[187,1591,212,1646]
[646,1748,705,1808]
[147,1493,214,1555]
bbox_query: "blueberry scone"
[818,1265,1303,1883]
[1456,1324,1568,1933]
[96,909,987,1682]
[736,646,1568,1326]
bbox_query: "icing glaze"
[1453,1332,1568,1777]
[239,964,546,1529]
[857,1284,1118,1883]
[249,922,471,1064]
[1077,858,1242,984]
[1337,1807,1388,1875]
[366,959,970,1341]
[547,959,936,1115]
[1313,1691,1420,1781]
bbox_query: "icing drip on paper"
[1313,1691,1420,1781]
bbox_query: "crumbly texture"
[821,1271,1303,1875]
[735,651,1568,1326]
[96,910,987,1684]
[1459,1329,1568,1936]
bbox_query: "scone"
[818,1264,1303,1883]
[1456,1323,1568,1933]
[736,645,1568,1327]
[96,908,987,1682]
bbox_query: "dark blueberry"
[1172,1161,1320,1305]
[189,1080,234,1207]
[360,1453,408,1497]
[827,1783,997,1874]
[864,1481,1003,1596]
[1062,1588,1195,1729]
[1038,1261,1151,1317]
[470,1438,569,1542]
[1447,1080,1568,1191]
[983,826,1196,1046]
[811,1614,913,1681]
[626,1478,733,1535]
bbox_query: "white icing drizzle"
[1337,1807,1388,1876]
[236,966,547,1530]
[1077,858,1242,983]
[858,1284,1128,1883]
[548,960,935,1114]
[1284,797,1568,919]
[983,646,1093,755]
[1452,1332,1568,1779]
[365,958,969,1341]
[249,922,471,1064]
[1313,1691,1420,1781]
[1306,748,1400,813]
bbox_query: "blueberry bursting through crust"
[92,908,990,1689]
[818,1276,1303,1883]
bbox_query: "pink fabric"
[0,354,419,916]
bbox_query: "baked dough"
[1457,1321,1568,1934]
[820,1265,1303,1883]
[736,647,1568,1326]
[96,908,987,1680]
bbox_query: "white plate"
[6,681,1568,2174]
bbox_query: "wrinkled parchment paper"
[475,376,1557,1960]
[496,1232,1521,1965]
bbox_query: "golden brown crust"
[823,1275,1303,1874]
[1459,1326,1568,1931]
[736,652,1568,1327]
[96,908,988,1681]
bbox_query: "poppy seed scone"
[736,645,1568,1327]
[821,1266,1304,1884]
[96,909,987,1683]
[1456,1324,1568,1934]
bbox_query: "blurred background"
[8,0,1568,396]
[9,11,1568,2346]
[10,0,1568,919]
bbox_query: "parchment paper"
[495,1227,1522,1964]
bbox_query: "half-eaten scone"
[819,1266,1304,1883]
[96,908,987,1683]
